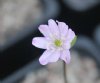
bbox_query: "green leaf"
[71,36,77,47]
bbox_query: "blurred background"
[0,0,100,83]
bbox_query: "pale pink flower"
[32,19,76,65]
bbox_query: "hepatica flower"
[32,19,77,65]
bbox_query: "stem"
[63,61,68,83]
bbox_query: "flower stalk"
[63,61,68,83]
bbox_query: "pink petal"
[38,25,51,38]
[60,50,71,64]
[48,19,60,38]
[39,50,60,65]
[32,37,48,49]
[57,21,68,38]
[67,29,75,42]
[63,41,71,49]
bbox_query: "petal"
[60,50,71,64]
[39,50,60,65]
[67,29,75,42]
[57,21,68,38]
[48,19,60,38]
[63,41,71,49]
[32,37,48,49]
[48,50,60,62]
[38,25,51,38]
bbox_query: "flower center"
[54,39,62,47]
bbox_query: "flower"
[32,19,76,65]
